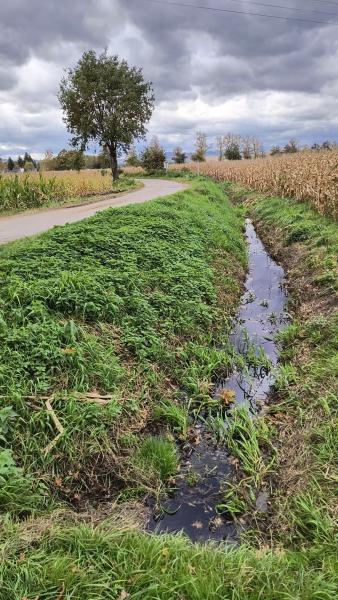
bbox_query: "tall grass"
[171,150,338,219]
[1,523,337,599]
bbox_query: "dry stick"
[74,392,113,405]
[43,397,65,456]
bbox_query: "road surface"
[0,178,186,245]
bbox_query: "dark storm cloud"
[0,0,124,67]
[122,0,338,99]
[0,0,337,156]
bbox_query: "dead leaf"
[61,348,76,355]
[211,516,224,529]
[117,591,130,600]
[192,521,204,530]
[219,389,236,406]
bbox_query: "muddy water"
[147,220,288,542]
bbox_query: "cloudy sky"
[1,0,338,158]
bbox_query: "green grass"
[134,436,179,481]
[221,183,337,547]
[1,521,337,599]
[0,178,246,511]
[1,177,337,596]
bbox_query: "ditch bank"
[221,182,338,547]
[147,218,289,542]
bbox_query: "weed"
[153,399,188,437]
[134,436,178,481]
[0,178,245,501]
[1,522,338,599]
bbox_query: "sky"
[1,0,338,158]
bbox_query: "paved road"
[0,178,186,245]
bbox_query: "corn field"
[171,151,338,219]
[0,170,120,213]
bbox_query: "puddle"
[147,219,288,542]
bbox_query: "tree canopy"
[172,146,186,164]
[59,50,155,179]
[191,131,208,162]
[141,137,166,172]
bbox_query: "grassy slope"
[0,178,337,598]
[224,184,338,559]
[237,188,338,544]
[0,178,245,506]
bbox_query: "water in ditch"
[147,219,288,542]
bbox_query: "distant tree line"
[41,148,111,171]
[270,139,337,155]
[0,152,38,173]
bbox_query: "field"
[0,177,337,598]
[0,170,137,214]
[171,150,338,219]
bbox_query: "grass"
[0,178,246,511]
[0,175,337,596]
[134,436,179,481]
[221,183,337,548]
[153,398,189,437]
[0,171,138,214]
[0,520,337,599]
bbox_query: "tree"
[24,161,35,172]
[141,137,166,172]
[54,149,85,171]
[125,144,140,167]
[191,131,208,162]
[251,136,264,158]
[41,150,57,171]
[284,138,299,154]
[241,135,253,160]
[224,142,242,160]
[95,147,111,169]
[270,146,282,156]
[17,155,24,169]
[59,50,154,180]
[172,146,186,164]
[215,136,226,161]
[73,150,85,172]
[7,157,15,171]
[321,141,332,150]
[24,152,36,168]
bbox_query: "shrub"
[141,137,166,172]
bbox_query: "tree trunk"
[108,145,119,181]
